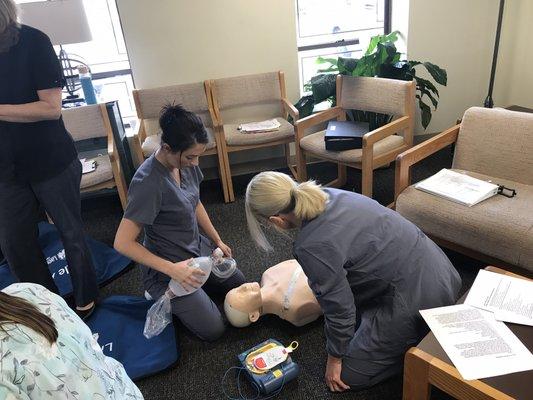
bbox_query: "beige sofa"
[394,107,533,272]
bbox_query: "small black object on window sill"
[497,185,517,198]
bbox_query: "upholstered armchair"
[62,104,128,209]
[395,107,533,271]
[132,82,230,202]
[206,71,299,202]
[295,75,415,198]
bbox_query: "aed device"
[238,339,300,395]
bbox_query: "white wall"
[116,0,299,102]
[493,0,533,108]
[407,0,501,133]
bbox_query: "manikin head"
[224,282,262,328]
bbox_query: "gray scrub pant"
[147,269,246,341]
[340,298,425,390]
[0,159,98,306]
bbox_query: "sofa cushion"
[396,170,533,270]
[453,107,533,185]
[141,124,216,157]
[300,131,404,163]
[80,155,113,189]
[223,117,294,146]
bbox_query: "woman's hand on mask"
[170,259,205,291]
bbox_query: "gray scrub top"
[124,154,205,286]
[293,188,461,359]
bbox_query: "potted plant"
[294,31,447,130]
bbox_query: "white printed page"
[465,269,533,326]
[419,304,533,380]
[415,169,497,206]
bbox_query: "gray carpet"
[81,144,484,400]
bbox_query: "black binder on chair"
[324,121,369,151]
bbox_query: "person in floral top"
[0,283,143,399]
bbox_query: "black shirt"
[0,25,77,182]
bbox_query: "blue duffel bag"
[86,295,179,380]
[0,222,132,296]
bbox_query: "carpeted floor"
[81,144,485,400]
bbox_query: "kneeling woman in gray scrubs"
[245,172,461,392]
[115,104,245,341]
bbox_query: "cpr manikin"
[224,259,322,327]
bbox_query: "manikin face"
[226,282,262,312]
[161,142,206,169]
[224,282,262,327]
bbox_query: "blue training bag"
[0,222,132,296]
[86,295,179,381]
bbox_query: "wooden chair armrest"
[205,80,222,128]
[281,98,299,121]
[394,125,459,200]
[363,116,411,146]
[295,106,343,131]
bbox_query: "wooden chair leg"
[222,145,235,202]
[111,159,128,210]
[337,163,347,187]
[296,147,308,182]
[403,348,431,400]
[361,147,373,198]
[361,168,373,198]
[132,136,146,168]
[285,143,297,178]
[215,147,230,203]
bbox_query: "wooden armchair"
[132,82,230,202]
[394,107,533,271]
[62,104,128,209]
[206,71,299,202]
[295,75,415,198]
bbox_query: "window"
[16,0,135,121]
[296,0,390,96]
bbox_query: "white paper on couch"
[238,119,281,133]
[414,168,499,207]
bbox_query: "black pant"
[0,159,98,306]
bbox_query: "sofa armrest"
[394,124,460,200]
[294,106,343,141]
[281,98,299,121]
[363,116,411,146]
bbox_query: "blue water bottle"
[78,65,97,105]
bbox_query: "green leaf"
[316,56,338,65]
[415,76,440,97]
[418,99,432,129]
[337,57,358,75]
[310,74,337,103]
[423,62,447,86]
[418,87,439,109]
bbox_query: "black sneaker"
[75,303,96,321]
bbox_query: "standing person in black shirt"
[0,0,97,319]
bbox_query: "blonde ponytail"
[245,171,328,251]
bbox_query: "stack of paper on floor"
[238,119,281,133]
[80,158,96,174]
[415,168,499,206]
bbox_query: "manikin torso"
[260,260,322,327]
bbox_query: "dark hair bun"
[159,104,209,152]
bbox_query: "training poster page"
[465,269,533,326]
[419,304,533,380]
